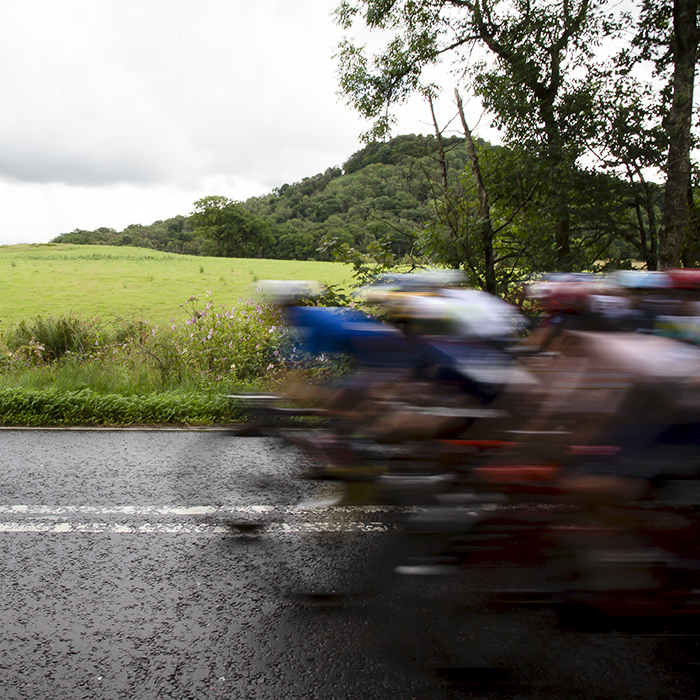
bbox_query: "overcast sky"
[0,0,497,245]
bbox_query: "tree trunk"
[554,202,572,270]
[428,95,479,279]
[658,0,699,269]
[455,90,496,293]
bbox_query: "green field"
[0,244,350,327]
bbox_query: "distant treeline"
[51,134,469,261]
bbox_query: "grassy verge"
[0,292,337,426]
[0,388,243,426]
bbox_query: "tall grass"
[8,315,104,362]
[0,291,305,424]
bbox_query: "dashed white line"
[0,521,395,534]
[0,504,409,516]
[0,504,489,534]
[0,504,418,534]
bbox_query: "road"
[0,429,698,699]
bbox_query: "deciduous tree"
[189,196,271,258]
[336,0,617,270]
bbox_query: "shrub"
[8,315,104,363]
[172,293,286,383]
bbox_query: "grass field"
[0,243,350,327]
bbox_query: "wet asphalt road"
[0,429,699,699]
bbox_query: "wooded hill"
[50,134,498,261]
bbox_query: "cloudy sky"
[0,0,495,245]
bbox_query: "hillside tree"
[190,196,271,258]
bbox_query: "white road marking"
[0,521,395,534]
[0,504,425,534]
[0,504,490,534]
[0,504,412,516]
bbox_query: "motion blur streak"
[246,269,700,623]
